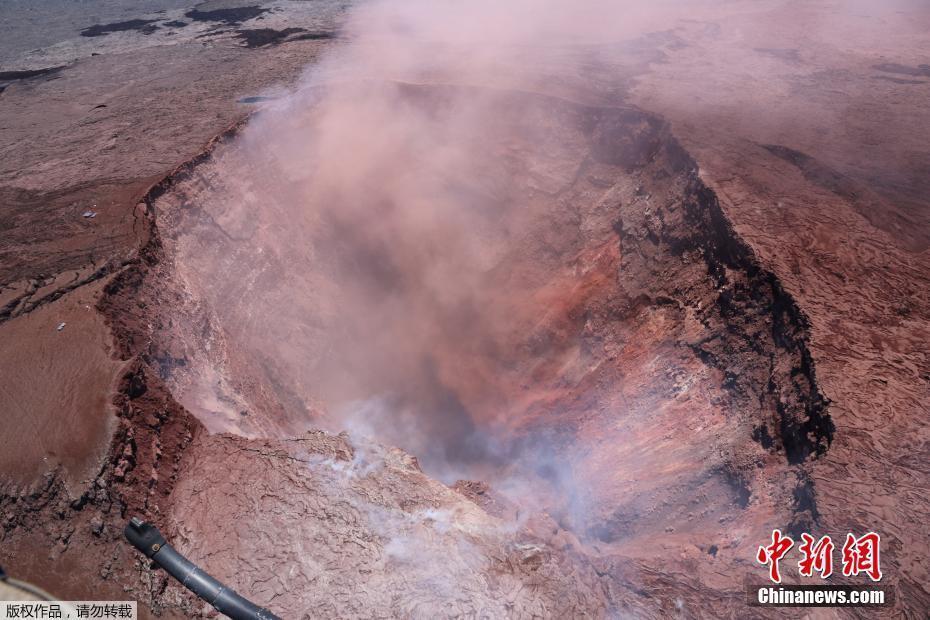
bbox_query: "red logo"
[798,534,834,578]
[841,532,882,582]
[757,530,882,583]
[757,529,794,583]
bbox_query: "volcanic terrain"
[1,1,928,618]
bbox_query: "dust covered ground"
[1,0,928,618]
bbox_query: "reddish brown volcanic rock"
[133,82,839,615]
[163,430,612,618]
[1,0,928,618]
[625,2,930,611]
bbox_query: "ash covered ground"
[1,1,929,618]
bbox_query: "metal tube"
[124,517,281,620]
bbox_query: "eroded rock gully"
[3,86,834,618]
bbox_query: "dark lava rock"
[235,27,305,48]
[872,62,930,77]
[0,67,64,80]
[81,19,160,37]
[185,6,269,26]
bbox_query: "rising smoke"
[146,2,929,613]
[165,0,683,534]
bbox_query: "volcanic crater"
[88,82,836,616]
